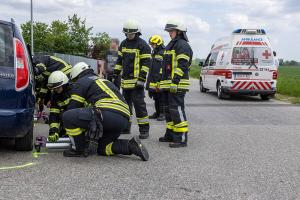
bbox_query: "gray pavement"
[0,79,300,200]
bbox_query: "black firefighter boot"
[149,112,158,119]
[128,136,149,161]
[169,132,188,148]
[159,129,173,142]
[139,124,149,139]
[121,122,131,134]
[63,134,89,157]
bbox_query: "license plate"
[234,73,251,79]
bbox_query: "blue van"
[0,19,35,151]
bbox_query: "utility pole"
[30,0,34,55]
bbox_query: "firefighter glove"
[48,132,59,143]
[170,83,178,93]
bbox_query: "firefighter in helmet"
[146,35,165,121]
[113,20,151,139]
[159,19,193,148]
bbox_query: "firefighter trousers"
[62,108,133,156]
[122,88,149,133]
[163,91,188,142]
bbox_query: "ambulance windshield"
[231,47,274,66]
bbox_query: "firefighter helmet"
[47,71,69,89]
[70,62,90,80]
[149,35,164,46]
[164,19,187,32]
[123,20,141,34]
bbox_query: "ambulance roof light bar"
[232,29,266,35]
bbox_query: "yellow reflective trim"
[154,55,163,60]
[57,98,70,107]
[137,116,149,124]
[65,128,84,136]
[174,121,188,128]
[122,79,138,83]
[165,50,176,79]
[166,122,174,129]
[60,65,72,73]
[173,127,189,133]
[122,47,140,79]
[50,123,60,129]
[141,66,149,73]
[95,79,118,99]
[40,88,48,94]
[115,64,123,71]
[159,68,162,74]
[63,68,71,75]
[96,103,130,117]
[176,54,190,61]
[50,56,72,70]
[71,94,86,103]
[118,51,123,57]
[50,108,60,113]
[0,162,35,170]
[175,68,184,76]
[140,54,151,59]
[105,142,114,156]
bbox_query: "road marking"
[0,162,35,170]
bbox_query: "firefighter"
[62,62,149,161]
[146,35,165,121]
[33,55,72,111]
[113,20,151,139]
[47,71,72,142]
[159,19,193,148]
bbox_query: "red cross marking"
[262,50,271,59]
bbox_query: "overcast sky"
[1,0,299,60]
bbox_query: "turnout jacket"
[34,55,72,100]
[160,36,193,92]
[146,45,165,92]
[68,70,130,118]
[49,85,72,133]
[113,36,151,89]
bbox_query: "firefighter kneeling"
[62,62,149,161]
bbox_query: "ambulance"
[199,29,278,100]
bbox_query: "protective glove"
[136,80,145,89]
[170,83,178,93]
[35,74,45,83]
[48,132,59,143]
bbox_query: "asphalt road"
[1,79,300,200]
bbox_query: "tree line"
[21,14,111,59]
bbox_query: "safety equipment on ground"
[71,62,90,79]
[136,80,145,88]
[149,35,164,46]
[48,132,59,143]
[128,136,149,161]
[169,83,178,93]
[123,20,141,34]
[47,71,69,89]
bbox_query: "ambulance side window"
[209,51,218,66]
[203,53,211,67]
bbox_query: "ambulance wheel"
[217,82,225,99]
[200,78,207,93]
[260,94,271,100]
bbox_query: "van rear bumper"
[223,86,276,95]
[0,108,34,138]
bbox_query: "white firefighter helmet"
[47,71,69,89]
[70,62,90,80]
[123,20,141,34]
[164,19,187,32]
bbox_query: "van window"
[203,53,211,67]
[216,50,228,66]
[0,24,13,67]
[209,51,218,66]
[231,47,274,66]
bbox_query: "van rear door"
[0,22,17,108]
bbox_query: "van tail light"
[14,38,29,91]
[272,71,278,80]
[225,71,232,79]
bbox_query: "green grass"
[277,66,300,97]
[189,64,200,78]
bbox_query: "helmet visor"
[47,81,64,89]
[123,28,139,33]
[164,24,178,31]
